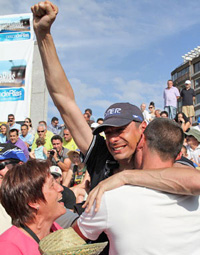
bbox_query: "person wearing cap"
[50,165,76,210]
[185,128,200,166]
[163,80,180,120]
[180,80,195,124]
[0,143,27,234]
[73,119,200,254]
[31,2,200,201]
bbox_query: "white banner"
[0,13,34,122]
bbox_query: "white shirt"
[78,186,200,255]
[142,110,150,124]
[186,144,200,164]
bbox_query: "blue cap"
[0,143,27,162]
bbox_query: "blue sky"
[1,0,200,124]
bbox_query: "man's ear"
[175,151,182,161]
[136,133,146,151]
[139,121,147,133]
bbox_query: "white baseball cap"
[185,80,191,85]
[50,166,62,177]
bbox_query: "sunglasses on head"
[0,160,19,170]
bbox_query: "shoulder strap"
[20,224,40,243]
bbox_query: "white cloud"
[112,77,164,109]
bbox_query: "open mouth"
[111,145,126,153]
[57,196,63,203]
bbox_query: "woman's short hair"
[0,159,51,227]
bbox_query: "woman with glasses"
[148,101,156,121]
[0,159,65,255]
[0,124,9,143]
[24,118,35,136]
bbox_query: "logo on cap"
[104,108,121,118]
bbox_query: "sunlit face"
[104,121,144,164]
[148,105,155,113]
[72,152,81,165]
[155,110,160,118]
[97,119,103,125]
[38,174,66,221]
[1,126,7,135]
[52,120,59,127]
[21,126,28,137]
[37,126,46,138]
[85,110,91,117]
[63,130,72,142]
[167,80,173,88]
[83,113,90,121]
[24,118,31,127]
[140,104,146,112]
[9,131,18,144]
[52,139,62,152]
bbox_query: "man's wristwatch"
[56,159,60,164]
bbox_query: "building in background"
[30,41,48,128]
[171,46,200,123]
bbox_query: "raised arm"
[83,166,200,212]
[31,1,92,154]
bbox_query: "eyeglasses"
[24,121,29,123]
[37,130,45,133]
[8,118,14,121]
[149,107,153,109]
[0,160,18,170]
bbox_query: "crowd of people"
[1,1,200,255]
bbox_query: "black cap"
[93,102,144,135]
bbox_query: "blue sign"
[0,32,31,42]
[0,88,24,101]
